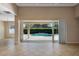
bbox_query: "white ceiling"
[16,3,78,7]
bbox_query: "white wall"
[0,14,15,21]
[0,21,4,40]
[0,3,17,15]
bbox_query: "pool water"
[32,33,52,36]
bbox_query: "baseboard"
[66,42,79,44]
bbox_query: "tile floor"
[0,39,79,56]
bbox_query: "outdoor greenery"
[23,22,58,34]
[30,29,52,34]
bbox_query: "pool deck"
[23,34,59,41]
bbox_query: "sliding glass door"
[20,23,29,41]
[21,22,54,41]
[20,20,59,42]
[30,23,53,40]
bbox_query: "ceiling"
[16,3,78,7]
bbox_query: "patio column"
[28,23,30,39]
[52,22,54,42]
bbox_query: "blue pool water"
[32,33,52,36]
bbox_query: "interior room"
[0,3,79,56]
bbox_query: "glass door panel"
[22,23,29,41]
[21,22,54,41]
[29,23,53,40]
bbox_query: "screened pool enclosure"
[20,20,59,42]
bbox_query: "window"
[8,22,15,34]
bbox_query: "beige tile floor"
[0,39,79,56]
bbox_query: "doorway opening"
[8,21,15,38]
[20,20,59,42]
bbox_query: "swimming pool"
[31,33,52,36]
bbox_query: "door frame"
[58,19,67,43]
[19,20,59,42]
